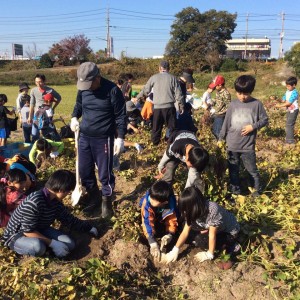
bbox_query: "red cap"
[209,75,225,88]
[43,93,55,102]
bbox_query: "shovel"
[71,128,85,206]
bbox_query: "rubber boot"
[101,196,113,219]
[83,186,102,217]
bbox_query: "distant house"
[225,38,271,60]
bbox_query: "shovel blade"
[71,185,83,206]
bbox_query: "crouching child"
[163,186,240,264]
[1,170,98,258]
[139,180,178,261]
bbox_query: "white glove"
[194,251,214,263]
[50,151,59,158]
[160,233,173,251]
[150,242,161,260]
[89,227,98,237]
[49,239,70,258]
[134,143,143,154]
[114,138,124,155]
[70,117,79,132]
[162,246,179,264]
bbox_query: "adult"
[137,60,184,145]
[28,74,62,142]
[71,62,127,218]
[178,68,195,101]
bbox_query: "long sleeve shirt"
[139,191,178,244]
[72,77,127,139]
[2,188,92,246]
[137,72,184,111]
[219,98,269,152]
[212,88,231,115]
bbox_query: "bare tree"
[25,42,42,59]
[205,50,221,74]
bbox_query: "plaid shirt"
[213,88,231,115]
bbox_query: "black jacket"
[72,77,127,138]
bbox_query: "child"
[209,75,231,139]
[162,186,240,264]
[0,94,15,146]
[275,76,299,144]
[29,138,64,168]
[116,79,124,90]
[141,91,154,128]
[0,169,27,227]
[16,82,30,114]
[139,180,178,260]
[33,93,60,141]
[126,92,141,134]
[156,130,209,191]
[20,97,32,143]
[176,102,198,133]
[219,75,268,196]
[121,73,134,101]
[202,84,216,115]
[2,169,98,258]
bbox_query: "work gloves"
[160,233,173,251]
[150,242,161,260]
[194,251,214,263]
[50,151,59,158]
[161,246,179,264]
[70,117,79,132]
[114,138,124,155]
[49,239,70,258]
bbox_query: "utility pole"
[106,7,111,58]
[279,11,285,59]
[244,13,249,59]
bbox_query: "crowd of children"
[0,65,298,267]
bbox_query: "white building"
[226,38,271,59]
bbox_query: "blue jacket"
[72,77,127,138]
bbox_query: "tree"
[25,42,42,59]
[48,34,92,66]
[285,42,300,76]
[205,49,221,74]
[39,53,53,68]
[165,7,237,72]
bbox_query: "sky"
[0,0,299,59]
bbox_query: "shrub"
[220,58,238,72]
[39,54,53,69]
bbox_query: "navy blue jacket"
[72,77,127,138]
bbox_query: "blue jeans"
[286,110,299,143]
[78,134,115,196]
[227,150,261,194]
[212,115,225,140]
[31,123,40,143]
[9,227,75,257]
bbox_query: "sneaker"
[135,143,143,154]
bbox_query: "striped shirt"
[193,201,240,236]
[2,189,92,246]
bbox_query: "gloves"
[194,251,214,263]
[150,242,161,260]
[134,143,143,154]
[89,227,98,237]
[49,239,70,258]
[70,117,79,132]
[162,246,179,264]
[50,151,59,158]
[160,233,173,251]
[114,138,124,155]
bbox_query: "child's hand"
[194,251,214,263]
[150,242,161,261]
[241,125,253,136]
[161,246,179,264]
[154,167,166,179]
[160,233,173,251]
